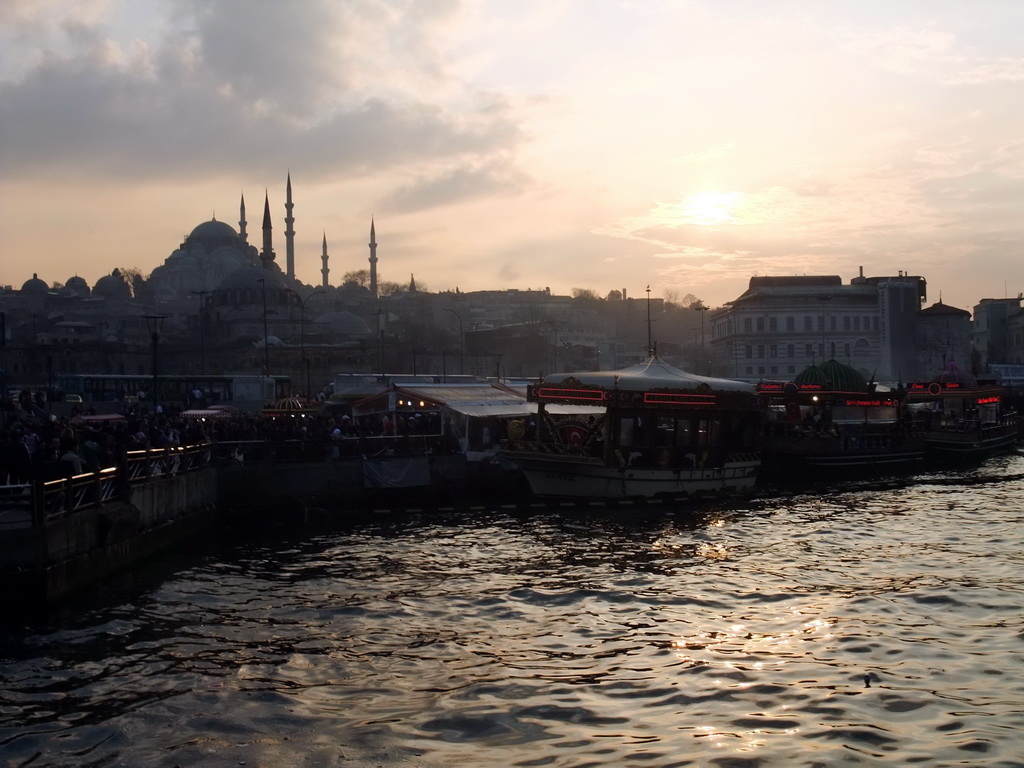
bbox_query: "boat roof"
[540,356,754,393]
[354,382,604,419]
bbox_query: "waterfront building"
[972,297,1023,369]
[708,270,954,384]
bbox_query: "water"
[3,457,1024,767]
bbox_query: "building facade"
[708,271,942,384]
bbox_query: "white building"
[709,270,932,384]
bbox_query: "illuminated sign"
[977,396,1001,405]
[537,387,605,402]
[644,392,716,406]
[837,399,895,408]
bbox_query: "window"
[786,317,795,331]
[804,316,813,331]
[873,317,879,331]
[744,318,752,332]
[830,317,837,331]
[769,317,777,332]
[843,317,851,331]
[770,344,778,358]
[853,317,860,331]
[770,365,778,375]
[817,316,824,331]
[745,344,752,359]
[757,366,765,375]
[787,344,795,358]
[745,366,753,376]
[757,344,765,358]
[787,365,795,374]
[756,318,765,332]
[844,342,851,358]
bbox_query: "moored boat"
[757,359,925,479]
[500,356,762,500]
[906,363,1019,463]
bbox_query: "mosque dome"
[318,310,372,337]
[187,219,239,243]
[93,269,132,300]
[21,273,49,295]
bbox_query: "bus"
[56,374,291,412]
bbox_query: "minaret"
[321,232,330,288]
[285,172,295,279]
[260,191,276,267]
[239,192,248,242]
[368,218,378,299]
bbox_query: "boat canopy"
[539,356,754,394]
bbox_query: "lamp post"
[256,278,270,376]
[287,289,324,395]
[692,301,708,374]
[443,308,464,375]
[191,290,208,374]
[144,315,166,414]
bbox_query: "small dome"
[794,360,867,392]
[93,269,132,300]
[64,275,90,296]
[216,265,289,292]
[318,310,372,336]
[933,361,977,389]
[21,273,49,294]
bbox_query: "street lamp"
[256,278,270,376]
[191,290,208,374]
[692,301,708,374]
[287,288,325,395]
[443,308,464,375]
[143,315,166,414]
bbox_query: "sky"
[3,0,1024,310]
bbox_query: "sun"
[679,191,740,225]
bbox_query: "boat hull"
[759,434,927,477]
[922,423,1019,463]
[503,451,760,500]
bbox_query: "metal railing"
[2,443,215,529]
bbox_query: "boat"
[757,359,925,479]
[905,362,1019,462]
[500,356,762,500]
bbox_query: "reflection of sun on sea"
[679,190,740,225]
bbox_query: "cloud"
[0,0,526,183]
[379,159,531,213]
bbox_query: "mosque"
[3,175,384,386]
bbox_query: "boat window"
[618,417,635,447]
[655,416,675,445]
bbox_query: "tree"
[571,288,601,301]
[342,269,370,287]
[117,266,150,299]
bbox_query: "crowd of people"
[0,395,455,485]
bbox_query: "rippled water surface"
[4,457,1024,767]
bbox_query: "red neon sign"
[644,392,716,406]
[977,396,1000,405]
[537,387,605,402]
